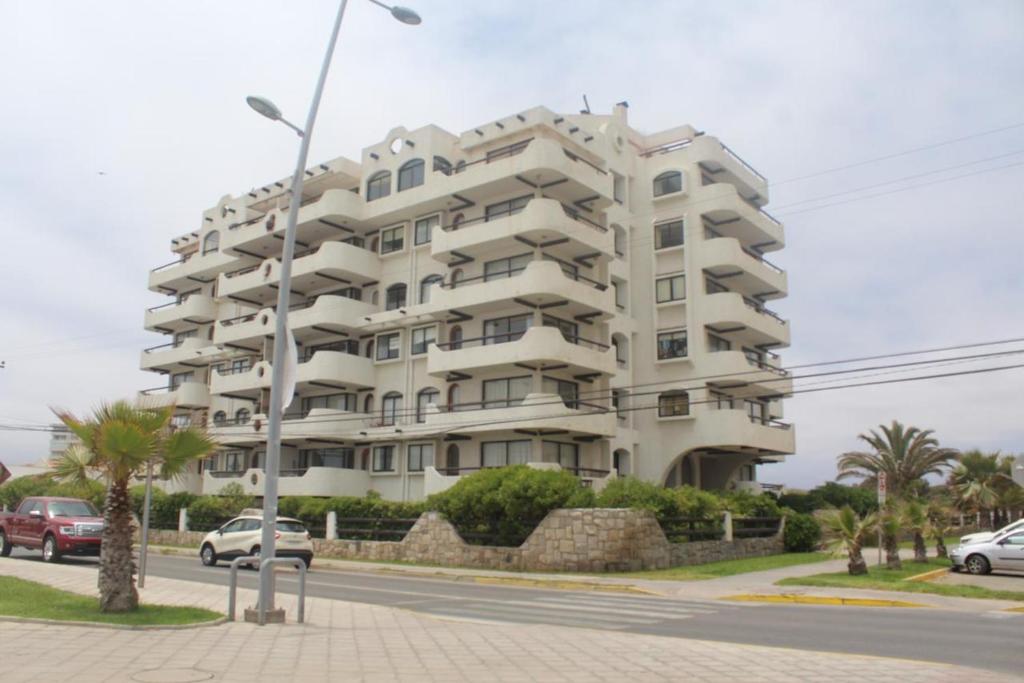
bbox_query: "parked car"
[959,518,1024,546]
[950,528,1024,574]
[0,496,104,562]
[199,515,313,568]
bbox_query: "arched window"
[447,383,461,411]
[370,290,379,306]
[366,171,391,201]
[449,268,463,289]
[612,333,629,367]
[235,408,251,424]
[381,392,402,426]
[397,158,425,191]
[613,449,630,476]
[419,274,443,304]
[653,170,683,197]
[365,340,374,358]
[657,390,690,417]
[432,156,452,175]
[202,231,220,255]
[416,388,440,423]
[444,444,461,473]
[451,213,465,231]
[212,410,227,426]
[360,448,370,470]
[448,325,463,351]
[385,283,407,310]
[363,394,374,413]
[370,237,379,253]
[612,225,626,257]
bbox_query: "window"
[542,377,578,408]
[366,171,391,201]
[170,371,194,389]
[484,314,532,344]
[381,393,402,426]
[711,390,735,409]
[542,314,578,343]
[613,449,630,476]
[656,274,686,303]
[484,253,531,281]
[221,450,246,472]
[202,231,220,254]
[657,330,688,360]
[380,226,404,254]
[449,268,464,288]
[364,339,374,358]
[542,253,579,279]
[543,441,579,470]
[612,172,626,204]
[419,274,443,303]
[301,393,356,413]
[481,440,530,467]
[303,340,358,361]
[414,215,439,246]
[444,444,461,472]
[612,281,627,310]
[363,394,374,413]
[746,399,768,425]
[407,444,434,472]
[432,156,452,175]
[376,333,400,361]
[372,445,395,472]
[482,376,531,408]
[326,286,362,301]
[612,389,626,420]
[299,447,354,469]
[653,171,683,197]
[744,347,766,366]
[447,384,462,411]
[385,283,407,310]
[484,195,531,221]
[174,329,197,346]
[708,333,732,352]
[705,276,730,294]
[171,414,191,429]
[655,220,684,249]
[397,159,425,191]
[448,325,463,351]
[212,410,227,426]
[235,408,251,424]
[612,335,628,366]
[658,391,690,417]
[613,225,626,257]
[411,326,436,355]
[416,388,440,423]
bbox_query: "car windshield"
[47,501,99,517]
[278,521,307,533]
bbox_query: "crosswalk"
[420,591,734,630]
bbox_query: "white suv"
[199,515,313,568]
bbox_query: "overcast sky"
[1,1,1022,488]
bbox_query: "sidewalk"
[0,558,1016,682]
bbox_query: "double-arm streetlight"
[246,0,421,625]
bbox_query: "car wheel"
[249,545,261,570]
[200,544,218,567]
[302,556,312,570]
[965,554,990,575]
[42,535,61,563]
[0,529,12,557]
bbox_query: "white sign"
[877,471,887,505]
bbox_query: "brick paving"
[0,559,1015,683]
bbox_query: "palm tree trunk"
[935,536,948,559]
[97,477,138,612]
[883,531,902,570]
[912,532,928,563]
[848,545,868,575]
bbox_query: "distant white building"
[49,424,82,459]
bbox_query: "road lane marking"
[531,597,716,617]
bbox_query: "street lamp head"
[390,5,421,25]
[246,96,283,122]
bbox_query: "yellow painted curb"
[1003,606,1024,613]
[723,594,928,608]
[471,576,655,595]
[904,567,950,582]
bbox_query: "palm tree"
[823,506,877,575]
[902,500,928,563]
[51,401,217,612]
[950,450,1014,528]
[926,502,953,559]
[878,505,903,570]
[836,421,958,500]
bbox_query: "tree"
[51,401,217,612]
[926,502,953,559]
[836,421,958,500]
[878,505,903,570]
[822,506,877,576]
[950,450,1014,527]
[902,500,928,563]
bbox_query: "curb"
[905,567,950,582]
[0,615,227,631]
[723,593,928,608]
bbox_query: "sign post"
[1013,455,1024,488]
[877,472,887,566]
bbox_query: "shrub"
[427,465,595,546]
[187,494,248,531]
[721,490,782,518]
[783,512,822,552]
[0,475,105,512]
[594,477,682,519]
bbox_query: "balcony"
[427,325,616,379]
[704,292,790,348]
[222,188,365,258]
[139,337,219,372]
[136,381,211,409]
[148,251,240,295]
[431,260,615,322]
[694,405,795,455]
[701,237,787,300]
[423,392,616,438]
[144,295,218,333]
[690,135,769,205]
[218,240,381,307]
[425,462,616,497]
[695,183,784,252]
[151,473,203,496]
[701,350,792,397]
[210,350,375,400]
[215,295,375,348]
[202,466,371,498]
[431,197,614,264]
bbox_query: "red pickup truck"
[0,496,104,562]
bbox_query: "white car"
[199,515,313,568]
[959,518,1024,546]
[949,528,1024,574]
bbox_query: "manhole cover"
[131,668,215,683]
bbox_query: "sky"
[0,0,1022,489]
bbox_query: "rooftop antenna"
[581,94,591,115]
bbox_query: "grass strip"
[0,577,222,626]
[602,552,832,581]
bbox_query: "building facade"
[139,104,794,501]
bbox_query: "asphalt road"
[8,548,1023,675]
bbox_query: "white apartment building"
[139,103,794,501]
[48,424,82,459]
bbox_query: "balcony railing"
[150,256,190,274]
[443,138,533,176]
[720,142,766,183]
[561,147,608,175]
[639,138,693,157]
[741,296,786,325]
[434,330,609,352]
[219,312,258,327]
[439,264,606,291]
[748,415,792,430]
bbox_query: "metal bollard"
[227,555,260,621]
[255,557,308,625]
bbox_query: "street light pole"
[249,0,421,625]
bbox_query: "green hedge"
[783,512,822,552]
[0,475,106,512]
